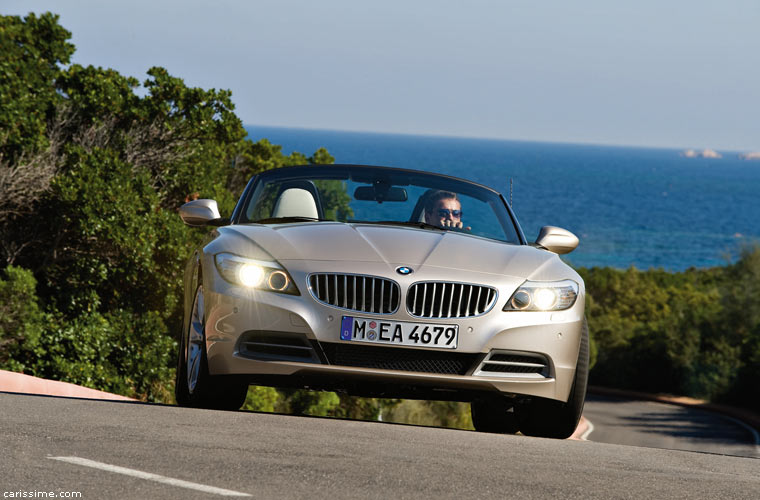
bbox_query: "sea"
[245,125,760,272]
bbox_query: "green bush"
[580,246,760,409]
[384,400,473,429]
[0,266,47,372]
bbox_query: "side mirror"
[534,226,579,254]
[179,199,225,227]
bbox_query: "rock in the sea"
[680,148,722,158]
[739,152,760,160]
[700,149,722,158]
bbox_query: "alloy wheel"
[186,287,205,394]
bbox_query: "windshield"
[238,165,522,244]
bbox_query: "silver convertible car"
[176,164,588,438]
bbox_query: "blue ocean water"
[245,126,760,271]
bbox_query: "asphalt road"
[1,392,758,499]
[583,394,760,458]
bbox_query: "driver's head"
[424,190,462,227]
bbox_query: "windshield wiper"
[253,216,332,224]
[351,220,446,231]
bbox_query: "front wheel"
[175,285,248,410]
[518,319,590,439]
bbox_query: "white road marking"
[48,456,251,497]
[580,419,595,441]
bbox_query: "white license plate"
[340,316,458,349]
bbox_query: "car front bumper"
[202,262,585,403]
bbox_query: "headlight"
[503,279,578,311]
[214,253,299,295]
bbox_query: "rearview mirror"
[354,185,408,203]
[534,226,579,254]
[179,199,225,227]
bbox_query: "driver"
[424,190,466,229]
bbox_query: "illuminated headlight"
[503,280,578,311]
[214,253,299,294]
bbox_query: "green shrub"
[0,266,47,372]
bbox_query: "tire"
[471,397,520,434]
[175,285,249,410]
[518,318,590,439]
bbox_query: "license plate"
[340,316,458,349]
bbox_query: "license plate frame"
[340,316,459,349]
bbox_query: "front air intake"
[473,351,551,378]
[237,331,321,363]
[320,342,479,375]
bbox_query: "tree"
[0,13,74,161]
[0,12,342,404]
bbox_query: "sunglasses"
[437,209,462,218]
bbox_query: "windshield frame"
[231,164,528,245]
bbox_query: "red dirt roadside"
[0,369,134,401]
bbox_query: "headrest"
[271,188,319,219]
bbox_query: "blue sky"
[5,0,760,150]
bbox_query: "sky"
[5,0,760,150]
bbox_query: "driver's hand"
[439,219,471,231]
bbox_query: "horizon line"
[243,124,757,156]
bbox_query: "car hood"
[217,222,566,280]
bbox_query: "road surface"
[583,393,759,458]
[1,392,758,499]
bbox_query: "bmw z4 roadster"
[176,164,588,438]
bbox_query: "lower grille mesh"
[320,342,479,375]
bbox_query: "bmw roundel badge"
[396,266,413,275]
